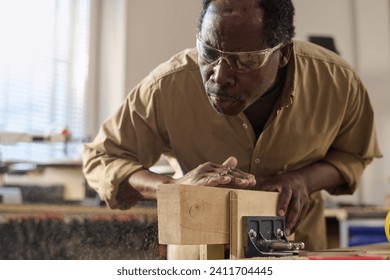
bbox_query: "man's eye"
[202,50,219,62]
[238,59,257,68]
[236,54,264,68]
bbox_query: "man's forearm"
[295,161,347,194]
[124,169,175,200]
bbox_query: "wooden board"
[157,184,279,246]
[157,184,231,245]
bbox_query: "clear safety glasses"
[196,34,283,73]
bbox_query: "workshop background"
[0,0,389,259]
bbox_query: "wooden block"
[157,184,231,245]
[157,184,279,247]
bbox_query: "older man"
[83,0,381,256]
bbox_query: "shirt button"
[243,123,248,129]
[254,158,261,164]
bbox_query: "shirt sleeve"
[82,79,167,209]
[322,74,382,194]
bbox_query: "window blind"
[0,0,91,162]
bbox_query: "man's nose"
[211,57,235,86]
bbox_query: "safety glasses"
[196,34,283,73]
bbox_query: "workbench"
[0,203,163,260]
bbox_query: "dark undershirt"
[244,69,286,139]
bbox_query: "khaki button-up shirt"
[83,40,382,251]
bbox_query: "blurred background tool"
[0,129,81,205]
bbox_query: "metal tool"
[244,216,305,257]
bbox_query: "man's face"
[198,0,282,116]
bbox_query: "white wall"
[92,0,200,126]
[92,0,128,127]
[294,0,357,67]
[125,0,201,92]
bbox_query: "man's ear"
[279,43,292,68]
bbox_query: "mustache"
[206,86,244,101]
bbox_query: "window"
[0,0,91,162]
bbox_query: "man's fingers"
[277,187,292,217]
[189,160,256,188]
[201,173,232,186]
[284,197,310,235]
[222,156,238,167]
[289,201,310,234]
[221,167,256,187]
[284,202,300,236]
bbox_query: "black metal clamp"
[244,216,305,258]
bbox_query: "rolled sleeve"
[82,80,167,209]
[322,76,382,194]
[322,149,371,194]
[83,142,145,209]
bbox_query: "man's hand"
[126,156,256,205]
[254,161,346,236]
[256,172,310,236]
[175,156,256,188]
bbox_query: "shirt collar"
[278,41,297,109]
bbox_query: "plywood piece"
[229,190,279,259]
[157,184,278,246]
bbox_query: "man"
[83,0,381,256]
